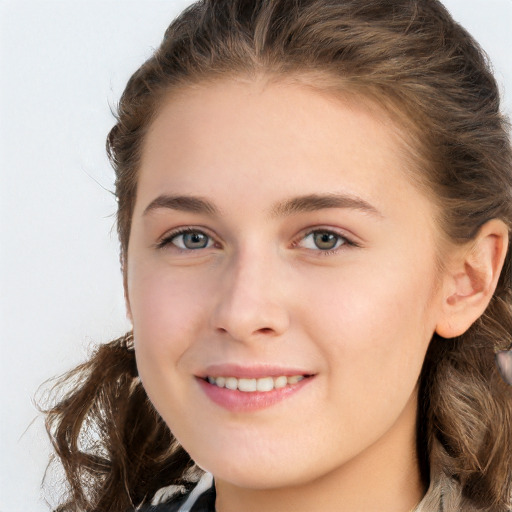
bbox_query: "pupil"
[184,232,208,249]
[314,232,337,250]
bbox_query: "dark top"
[139,485,216,512]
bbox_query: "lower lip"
[197,377,313,412]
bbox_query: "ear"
[435,219,509,338]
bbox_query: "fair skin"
[126,77,508,512]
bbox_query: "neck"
[215,394,425,512]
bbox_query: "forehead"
[136,77,435,224]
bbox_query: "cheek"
[128,263,213,372]
[298,253,438,386]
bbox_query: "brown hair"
[44,1,512,510]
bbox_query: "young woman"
[44,1,512,511]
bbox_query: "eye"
[158,228,215,250]
[298,230,351,252]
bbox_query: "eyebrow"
[143,195,220,216]
[270,193,382,218]
[142,192,382,218]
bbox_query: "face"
[127,78,447,489]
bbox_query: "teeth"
[238,378,257,392]
[206,374,306,392]
[225,377,238,390]
[256,376,274,392]
[274,375,288,389]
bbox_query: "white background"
[0,1,511,510]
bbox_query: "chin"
[204,464,309,490]
[189,441,332,491]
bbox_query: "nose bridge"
[211,241,289,341]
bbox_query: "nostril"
[211,294,290,340]
[215,326,276,338]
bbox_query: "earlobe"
[435,219,509,339]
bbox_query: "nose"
[210,247,290,342]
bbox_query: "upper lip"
[198,363,314,379]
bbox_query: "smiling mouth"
[198,372,314,411]
[204,375,309,392]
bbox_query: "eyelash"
[156,227,359,255]
[292,229,359,255]
[156,227,217,252]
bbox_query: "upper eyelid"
[156,226,219,249]
[295,226,358,246]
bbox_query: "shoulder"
[137,493,186,512]
[137,495,185,512]
[138,482,216,512]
